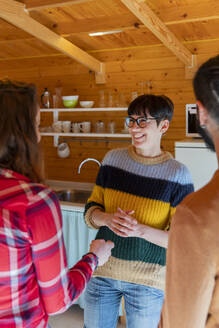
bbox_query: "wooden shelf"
[40,107,127,112]
[40,132,130,138]
[40,107,129,146]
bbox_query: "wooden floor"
[48,305,125,328]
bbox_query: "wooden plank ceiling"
[0,0,219,73]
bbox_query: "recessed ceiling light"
[89,30,122,37]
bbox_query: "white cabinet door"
[175,141,218,191]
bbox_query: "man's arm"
[159,205,215,328]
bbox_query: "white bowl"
[62,95,79,101]
[80,101,94,108]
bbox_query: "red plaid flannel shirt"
[0,168,97,327]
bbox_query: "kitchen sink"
[55,189,91,203]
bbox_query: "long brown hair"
[0,80,43,183]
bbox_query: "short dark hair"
[193,55,219,124]
[128,94,174,126]
[0,80,42,183]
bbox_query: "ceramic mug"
[52,121,62,133]
[80,121,91,133]
[72,122,80,133]
[57,143,70,158]
[62,121,71,133]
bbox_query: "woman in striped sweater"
[83,94,194,328]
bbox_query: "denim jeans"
[84,277,164,328]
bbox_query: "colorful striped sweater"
[84,146,194,290]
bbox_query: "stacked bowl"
[62,95,79,108]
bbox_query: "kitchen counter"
[46,179,94,210]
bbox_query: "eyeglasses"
[125,116,158,128]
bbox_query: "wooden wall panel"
[41,136,131,182]
[1,40,218,183]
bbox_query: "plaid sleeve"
[27,187,97,315]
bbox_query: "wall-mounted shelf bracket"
[54,135,59,147]
[53,110,59,122]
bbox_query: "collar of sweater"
[128,145,173,165]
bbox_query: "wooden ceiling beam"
[151,1,219,25]
[120,0,196,68]
[25,0,93,11]
[0,0,105,83]
[166,15,219,26]
[25,0,219,24]
[27,15,219,37]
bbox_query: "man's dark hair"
[193,55,219,124]
[128,94,174,126]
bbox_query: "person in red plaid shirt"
[0,80,114,328]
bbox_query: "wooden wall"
[1,39,219,183]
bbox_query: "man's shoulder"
[174,172,219,255]
[181,170,219,215]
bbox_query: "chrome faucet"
[78,158,101,174]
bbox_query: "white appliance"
[175,140,218,191]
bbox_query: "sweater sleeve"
[171,164,194,208]
[165,164,194,230]
[27,188,98,315]
[84,165,106,229]
[159,204,215,328]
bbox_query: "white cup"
[72,122,80,133]
[62,121,71,133]
[52,121,62,133]
[108,121,115,133]
[57,143,70,158]
[95,121,105,133]
[80,121,91,133]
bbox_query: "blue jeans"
[84,277,164,328]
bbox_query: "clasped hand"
[104,207,143,238]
